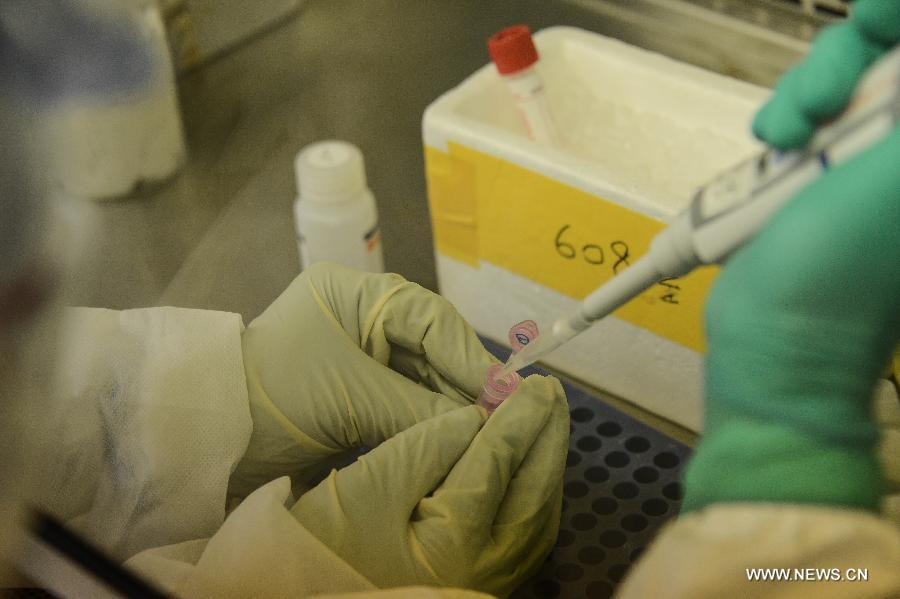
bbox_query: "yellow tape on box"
[426,142,719,353]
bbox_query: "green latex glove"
[683,2,900,512]
[752,2,900,149]
[290,372,569,597]
[230,262,498,497]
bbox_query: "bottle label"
[364,224,381,252]
[363,223,384,273]
[296,224,383,273]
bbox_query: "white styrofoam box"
[423,27,771,432]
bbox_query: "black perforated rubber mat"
[480,338,693,599]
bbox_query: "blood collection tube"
[488,25,561,146]
[477,320,539,415]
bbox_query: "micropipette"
[500,44,900,377]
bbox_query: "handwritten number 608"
[554,225,630,273]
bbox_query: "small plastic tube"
[478,320,539,415]
[477,364,522,415]
[509,319,539,352]
[488,25,561,146]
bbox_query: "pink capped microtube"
[477,320,539,415]
[509,319,539,352]
[477,364,522,415]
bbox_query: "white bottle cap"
[295,140,367,203]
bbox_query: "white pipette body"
[501,45,900,376]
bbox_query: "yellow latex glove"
[230,263,568,595]
[290,371,569,597]
[230,262,500,496]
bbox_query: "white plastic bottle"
[293,140,384,273]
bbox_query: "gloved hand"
[231,262,569,594]
[751,1,900,149]
[230,262,499,497]
[683,1,900,512]
[290,372,569,597]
